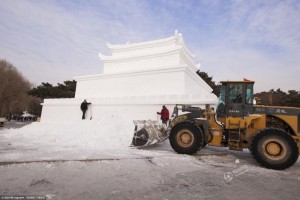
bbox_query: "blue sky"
[0,0,299,92]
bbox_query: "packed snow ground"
[0,120,300,200]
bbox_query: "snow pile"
[2,112,135,151]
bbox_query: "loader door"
[217,81,254,118]
[227,82,254,117]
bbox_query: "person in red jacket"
[157,105,169,125]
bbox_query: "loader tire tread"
[169,121,203,155]
[250,128,298,170]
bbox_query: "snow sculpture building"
[41,31,217,122]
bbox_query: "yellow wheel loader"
[132,80,300,170]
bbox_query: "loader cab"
[216,80,255,118]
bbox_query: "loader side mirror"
[254,97,262,105]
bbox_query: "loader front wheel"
[169,122,203,155]
[251,128,298,170]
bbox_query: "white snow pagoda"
[41,31,217,122]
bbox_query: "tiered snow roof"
[98,31,197,74]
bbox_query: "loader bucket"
[131,120,169,147]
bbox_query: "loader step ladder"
[228,120,243,151]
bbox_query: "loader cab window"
[216,85,226,118]
[218,85,226,105]
[246,84,254,104]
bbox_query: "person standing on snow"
[80,99,91,119]
[157,105,169,125]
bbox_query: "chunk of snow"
[2,112,135,151]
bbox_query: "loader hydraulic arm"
[172,104,204,117]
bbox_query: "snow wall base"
[41,96,217,126]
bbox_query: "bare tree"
[0,60,32,116]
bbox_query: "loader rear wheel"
[251,128,298,170]
[169,122,203,155]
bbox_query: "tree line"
[0,60,76,117]
[29,71,298,108]
[0,60,40,116]
[28,80,76,99]
[0,59,299,118]
[254,89,300,107]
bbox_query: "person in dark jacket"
[80,99,91,119]
[157,105,169,125]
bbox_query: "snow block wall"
[41,31,218,125]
